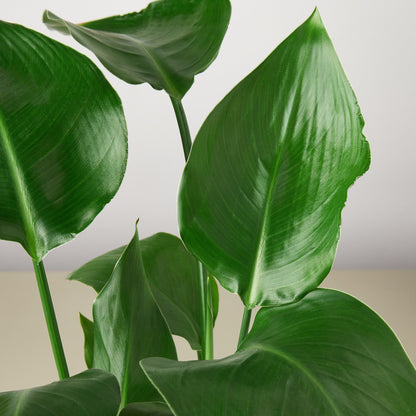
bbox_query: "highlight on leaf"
[0,20,127,261]
[178,8,370,308]
[43,0,231,99]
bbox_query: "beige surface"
[0,270,415,391]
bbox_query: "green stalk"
[32,259,69,379]
[169,95,213,360]
[170,96,192,160]
[204,275,214,360]
[197,262,207,359]
[237,307,252,348]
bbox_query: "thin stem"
[237,307,252,348]
[169,95,213,360]
[32,259,69,379]
[204,275,214,360]
[197,262,207,359]
[170,96,192,160]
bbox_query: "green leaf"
[178,9,371,308]
[139,233,216,350]
[0,369,120,416]
[80,313,94,369]
[0,21,127,261]
[43,0,231,99]
[120,402,173,416]
[208,275,219,323]
[93,227,177,407]
[70,245,125,292]
[70,233,219,350]
[142,289,416,416]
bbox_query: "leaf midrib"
[245,139,285,307]
[246,344,341,416]
[0,110,38,257]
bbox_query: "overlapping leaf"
[142,289,416,416]
[178,9,371,307]
[0,369,120,416]
[0,21,127,261]
[92,227,177,407]
[43,0,231,99]
[120,402,173,416]
[70,233,218,350]
[80,313,94,368]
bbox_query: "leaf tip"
[308,7,324,27]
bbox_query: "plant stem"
[170,96,192,160]
[197,262,207,358]
[32,259,69,379]
[204,275,214,360]
[169,95,213,360]
[237,307,252,348]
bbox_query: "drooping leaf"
[43,0,231,99]
[142,289,416,416]
[120,402,173,416]
[0,21,127,262]
[178,9,371,307]
[93,227,177,407]
[80,313,94,368]
[0,369,120,416]
[70,233,218,350]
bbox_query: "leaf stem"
[204,275,214,360]
[32,259,69,379]
[170,96,192,160]
[169,95,213,360]
[197,262,207,358]
[237,307,252,348]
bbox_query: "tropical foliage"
[0,1,414,415]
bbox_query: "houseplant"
[1,0,415,414]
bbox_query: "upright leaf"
[70,233,218,350]
[80,313,94,369]
[178,9,371,307]
[43,0,231,99]
[0,369,120,416]
[92,227,177,407]
[142,289,416,416]
[0,21,127,261]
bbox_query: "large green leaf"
[0,369,120,416]
[93,227,177,407]
[120,402,173,416]
[142,289,416,416]
[70,233,218,350]
[178,9,371,307]
[0,21,127,261]
[43,0,231,99]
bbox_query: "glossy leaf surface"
[93,227,177,407]
[0,21,127,261]
[120,402,173,416]
[70,233,218,350]
[178,9,370,307]
[43,0,231,99]
[142,289,416,416]
[0,369,120,416]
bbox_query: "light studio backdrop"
[0,0,415,390]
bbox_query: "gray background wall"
[1,0,415,271]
